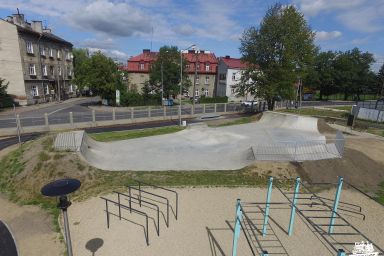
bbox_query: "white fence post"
[69,112,73,126]
[203,104,206,113]
[214,103,217,113]
[92,110,96,124]
[224,103,227,113]
[148,106,151,118]
[44,113,49,127]
[112,108,116,121]
[131,107,134,119]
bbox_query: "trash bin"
[347,114,354,126]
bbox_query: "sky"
[1,0,384,71]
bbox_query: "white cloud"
[87,47,128,61]
[295,0,365,16]
[315,30,342,41]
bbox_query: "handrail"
[113,191,160,236]
[100,196,149,245]
[134,179,179,220]
[127,185,170,227]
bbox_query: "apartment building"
[0,13,74,105]
[216,56,253,101]
[124,49,218,97]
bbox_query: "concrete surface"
[77,112,343,171]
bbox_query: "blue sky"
[1,0,383,71]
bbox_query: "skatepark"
[58,111,345,171]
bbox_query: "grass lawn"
[277,108,348,119]
[325,106,353,112]
[89,126,185,142]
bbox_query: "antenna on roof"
[150,26,153,51]
[17,8,20,15]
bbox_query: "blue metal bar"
[262,251,269,256]
[232,199,242,256]
[288,177,300,236]
[337,249,346,256]
[262,177,273,236]
[329,177,343,234]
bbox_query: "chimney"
[43,28,51,33]
[12,13,25,26]
[225,55,230,59]
[31,21,43,33]
[143,49,150,53]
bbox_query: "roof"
[183,52,218,63]
[128,51,158,62]
[220,57,247,69]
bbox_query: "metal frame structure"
[231,176,384,256]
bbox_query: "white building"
[215,56,253,101]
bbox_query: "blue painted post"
[288,177,301,236]
[232,199,242,256]
[262,251,269,256]
[337,249,346,256]
[262,177,273,236]
[329,177,343,234]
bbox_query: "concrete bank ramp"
[75,111,344,171]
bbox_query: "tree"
[149,46,191,99]
[239,3,316,109]
[333,48,375,100]
[378,63,384,97]
[73,48,90,92]
[306,51,337,100]
[0,77,14,108]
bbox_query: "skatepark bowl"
[54,111,345,171]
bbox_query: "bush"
[199,96,228,103]
[0,95,15,109]
[120,90,161,106]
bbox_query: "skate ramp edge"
[259,111,319,133]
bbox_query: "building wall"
[128,73,149,92]
[187,74,216,98]
[17,31,73,104]
[0,20,26,105]
[215,60,228,97]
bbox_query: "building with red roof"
[216,56,253,101]
[123,49,218,97]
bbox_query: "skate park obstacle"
[329,177,343,234]
[288,177,300,236]
[262,177,273,236]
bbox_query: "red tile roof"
[126,50,218,74]
[220,57,248,69]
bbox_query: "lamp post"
[179,44,196,126]
[161,60,164,105]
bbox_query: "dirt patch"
[317,118,336,134]
[0,194,63,256]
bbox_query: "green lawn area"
[376,182,384,205]
[89,126,185,142]
[277,108,348,119]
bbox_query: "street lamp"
[179,44,196,126]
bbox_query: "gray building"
[0,12,74,105]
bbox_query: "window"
[66,51,71,60]
[231,88,236,94]
[140,63,145,70]
[26,41,33,54]
[68,68,72,77]
[195,89,199,96]
[69,84,73,93]
[29,64,36,75]
[57,50,61,59]
[196,63,200,69]
[204,89,209,97]
[44,84,50,95]
[219,74,226,80]
[205,76,209,85]
[232,72,237,81]
[40,46,45,56]
[196,75,199,84]
[186,64,190,69]
[42,65,48,76]
[50,66,54,76]
[58,66,62,76]
[205,64,210,71]
[49,48,54,58]
[31,85,39,96]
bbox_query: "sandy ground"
[0,195,63,256]
[69,187,384,256]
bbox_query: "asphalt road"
[0,112,247,151]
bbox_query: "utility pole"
[161,60,164,105]
[192,48,199,112]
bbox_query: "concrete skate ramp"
[78,111,343,171]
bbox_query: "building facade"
[0,13,74,105]
[216,56,253,101]
[124,49,218,98]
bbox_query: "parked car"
[241,100,258,107]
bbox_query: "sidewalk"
[0,97,92,116]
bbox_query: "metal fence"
[0,103,243,132]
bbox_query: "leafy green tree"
[378,63,384,96]
[73,48,90,91]
[239,3,316,109]
[149,46,191,99]
[0,77,14,108]
[333,48,374,100]
[305,51,337,100]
